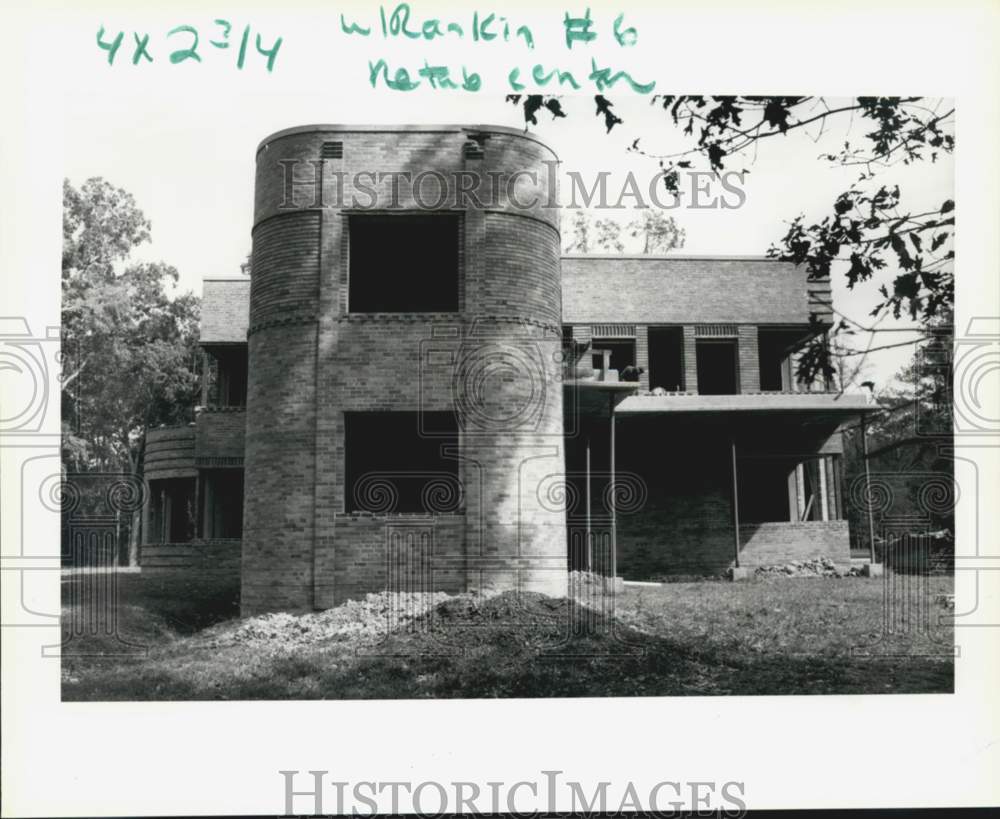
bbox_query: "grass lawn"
[61,572,954,700]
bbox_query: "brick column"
[571,326,592,374]
[635,325,649,391]
[682,325,698,393]
[738,325,760,393]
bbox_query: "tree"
[512,95,954,380]
[865,308,953,466]
[838,310,954,557]
[627,209,686,254]
[62,178,201,564]
[563,208,685,255]
[564,209,592,253]
[594,216,624,253]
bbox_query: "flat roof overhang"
[615,392,870,418]
[564,380,640,416]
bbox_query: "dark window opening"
[344,412,461,514]
[738,455,843,524]
[757,330,787,392]
[696,339,739,395]
[207,347,248,407]
[648,326,684,391]
[758,328,824,392]
[561,325,575,351]
[348,214,460,313]
[591,339,636,377]
[200,469,244,539]
[738,458,793,523]
[799,458,825,521]
[758,328,811,392]
[147,478,196,544]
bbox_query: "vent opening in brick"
[321,141,343,158]
[348,214,460,312]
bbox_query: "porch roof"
[614,392,870,416]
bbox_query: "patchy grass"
[62,573,953,701]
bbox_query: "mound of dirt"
[197,591,453,648]
[195,586,629,655]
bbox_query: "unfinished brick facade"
[139,124,869,614]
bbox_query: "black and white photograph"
[2,1,998,816]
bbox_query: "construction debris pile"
[196,591,453,648]
[754,556,863,578]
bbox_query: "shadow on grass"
[62,586,953,701]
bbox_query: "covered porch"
[563,388,871,580]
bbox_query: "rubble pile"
[754,556,862,578]
[194,586,610,653]
[197,591,453,648]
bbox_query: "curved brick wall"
[243,207,321,613]
[245,125,565,614]
[144,425,196,481]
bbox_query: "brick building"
[140,125,870,615]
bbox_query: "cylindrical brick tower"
[242,125,566,615]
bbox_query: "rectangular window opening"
[591,339,636,380]
[344,412,461,514]
[348,214,460,313]
[738,458,793,524]
[648,326,684,391]
[147,478,196,544]
[201,469,244,539]
[208,347,248,407]
[695,339,739,395]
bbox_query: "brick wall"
[682,326,698,392]
[739,521,850,568]
[141,539,241,603]
[242,206,320,614]
[737,325,760,392]
[194,408,245,465]
[562,256,816,325]
[144,425,196,481]
[315,515,467,607]
[244,125,567,613]
[635,325,649,390]
[201,279,251,342]
[612,417,850,578]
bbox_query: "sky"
[55,15,955,391]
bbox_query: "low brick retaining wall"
[738,521,851,569]
[140,539,241,597]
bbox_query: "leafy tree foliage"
[62,178,200,477]
[840,311,954,549]
[511,95,955,384]
[564,208,685,255]
[865,309,953,464]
